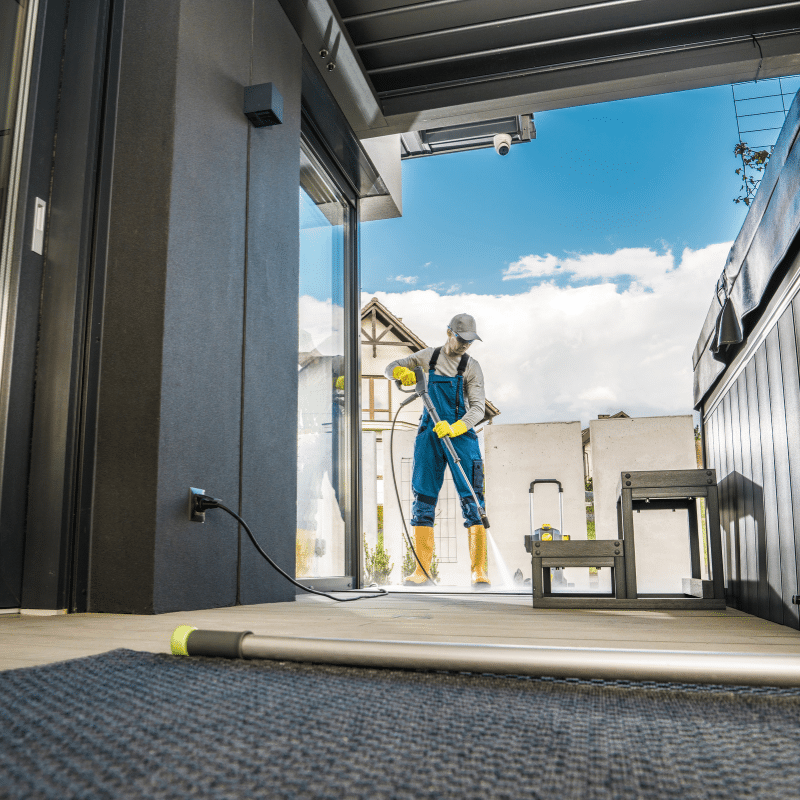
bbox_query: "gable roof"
[361,296,427,357]
[361,297,500,422]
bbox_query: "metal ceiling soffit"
[341,0,641,26]
[375,29,800,100]
[363,2,800,77]
[351,0,644,46]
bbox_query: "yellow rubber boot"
[295,529,315,578]
[468,525,491,589]
[404,526,435,585]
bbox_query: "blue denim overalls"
[410,347,486,528]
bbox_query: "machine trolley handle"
[529,479,563,493]
[529,478,565,540]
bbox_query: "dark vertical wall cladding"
[92,0,302,612]
[721,392,735,594]
[735,371,754,613]
[755,340,783,624]
[777,308,800,628]
[791,302,800,616]
[91,0,182,613]
[729,384,745,602]
[238,0,301,604]
[703,259,800,628]
[151,1,250,613]
[765,324,796,626]
[744,359,769,620]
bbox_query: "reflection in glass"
[297,143,348,579]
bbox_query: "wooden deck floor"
[2,593,800,671]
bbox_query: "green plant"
[734,142,772,206]
[585,503,596,574]
[364,530,394,584]
[585,504,596,540]
[585,477,593,492]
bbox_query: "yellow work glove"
[433,420,468,438]
[393,366,416,386]
[335,376,344,390]
[450,420,468,437]
[433,421,452,438]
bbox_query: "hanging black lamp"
[710,276,743,361]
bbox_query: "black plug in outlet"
[189,487,207,523]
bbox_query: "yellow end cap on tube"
[170,625,197,656]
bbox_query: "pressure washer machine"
[524,478,571,586]
[524,478,570,552]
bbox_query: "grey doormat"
[1,649,800,800]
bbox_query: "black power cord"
[195,496,387,603]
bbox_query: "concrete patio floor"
[3,593,800,672]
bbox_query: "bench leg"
[688,498,702,579]
[621,488,638,600]
[614,556,626,598]
[532,556,544,604]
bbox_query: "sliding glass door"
[297,135,360,586]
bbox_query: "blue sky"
[361,84,750,296]
[350,80,798,424]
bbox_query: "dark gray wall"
[91,0,300,613]
[704,248,800,629]
[239,0,301,604]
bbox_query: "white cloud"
[393,274,418,284]
[363,242,729,426]
[503,247,675,284]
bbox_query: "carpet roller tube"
[172,628,800,686]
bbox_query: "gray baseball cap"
[448,313,482,342]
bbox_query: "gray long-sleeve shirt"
[385,346,486,430]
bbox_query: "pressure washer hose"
[169,626,800,687]
[389,394,437,584]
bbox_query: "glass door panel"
[0,0,31,609]
[297,142,350,579]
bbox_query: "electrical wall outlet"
[189,487,207,522]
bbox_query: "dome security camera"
[493,133,512,156]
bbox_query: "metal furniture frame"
[530,469,726,609]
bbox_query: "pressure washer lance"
[168,626,800,687]
[396,366,489,529]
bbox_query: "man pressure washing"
[385,313,490,588]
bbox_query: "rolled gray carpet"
[1,648,799,799]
